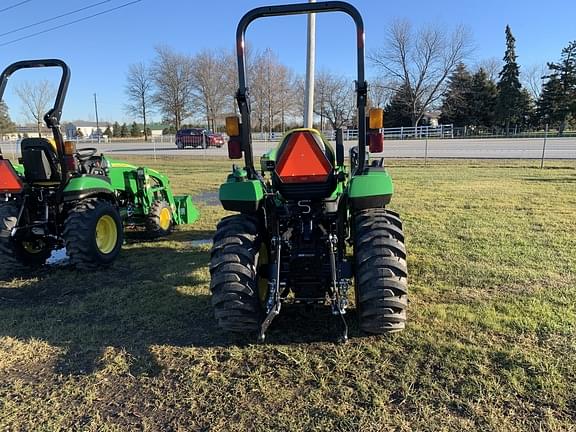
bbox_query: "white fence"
[0,139,19,159]
[251,125,454,141]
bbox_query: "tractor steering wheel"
[76,147,98,161]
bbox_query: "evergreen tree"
[103,125,112,137]
[517,88,535,130]
[496,25,523,134]
[440,63,473,127]
[130,122,141,137]
[384,84,418,127]
[0,101,16,136]
[112,121,121,138]
[120,123,129,138]
[537,41,576,134]
[468,68,498,129]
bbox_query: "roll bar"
[235,2,368,176]
[0,59,71,178]
[0,59,70,128]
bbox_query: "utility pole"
[303,0,316,128]
[540,123,548,169]
[93,93,100,144]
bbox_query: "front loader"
[210,1,408,342]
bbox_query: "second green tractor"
[0,60,198,272]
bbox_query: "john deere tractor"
[0,59,198,272]
[210,2,408,342]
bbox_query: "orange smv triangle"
[0,159,24,193]
[275,131,332,183]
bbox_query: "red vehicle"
[175,128,225,149]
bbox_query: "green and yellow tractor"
[210,2,408,342]
[0,59,198,272]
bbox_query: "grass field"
[1,157,575,431]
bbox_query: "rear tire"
[353,208,408,333]
[0,202,51,271]
[63,198,123,270]
[209,214,264,333]
[146,200,172,237]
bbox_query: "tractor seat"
[20,138,62,184]
[273,129,337,200]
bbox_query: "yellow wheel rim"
[159,207,171,231]
[95,215,118,254]
[257,243,269,306]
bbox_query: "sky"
[1,0,575,124]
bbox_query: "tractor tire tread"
[354,208,408,334]
[210,214,263,333]
[63,198,123,270]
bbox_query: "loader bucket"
[174,195,199,225]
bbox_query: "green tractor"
[0,59,198,272]
[210,2,408,342]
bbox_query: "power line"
[0,0,142,47]
[0,0,113,39]
[0,0,33,14]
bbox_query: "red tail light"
[228,138,243,159]
[275,131,332,183]
[0,159,24,193]
[369,132,384,153]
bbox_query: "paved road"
[2,137,575,159]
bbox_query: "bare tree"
[191,49,230,131]
[314,71,355,130]
[249,49,288,135]
[522,63,547,100]
[368,76,395,108]
[15,80,55,137]
[124,62,154,141]
[151,46,194,130]
[223,43,256,115]
[369,20,473,126]
[249,50,268,135]
[474,57,502,82]
[276,65,299,133]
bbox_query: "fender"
[348,168,394,210]
[63,175,116,202]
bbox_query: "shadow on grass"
[123,228,215,243]
[523,175,576,183]
[0,234,355,376]
[0,237,220,376]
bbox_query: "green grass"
[1,157,575,431]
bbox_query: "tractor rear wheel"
[209,214,264,333]
[146,200,172,237]
[0,202,52,271]
[63,198,123,270]
[353,208,408,334]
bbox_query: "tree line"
[1,22,574,139]
[378,23,576,135]
[124,45,363,139]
